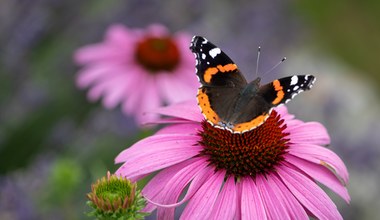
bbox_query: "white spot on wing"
[202,53,206,59]
[290,75,298,85]
[209,48,221,58]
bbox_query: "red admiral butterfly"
[190,36,315,133]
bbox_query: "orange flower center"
[198,110,290,178]
[135,36,180,73]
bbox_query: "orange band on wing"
[197,88,220,124]
[203,67,219,83]
[216,64,237,73]
[203,64,238,83]
[272,79,285,105]
[232,114,269,132]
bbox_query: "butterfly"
[190,36,315,133]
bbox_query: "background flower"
[115,101,349,219]
[74,23,198,125]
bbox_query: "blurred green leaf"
[294,0,380,87]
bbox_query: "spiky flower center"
[135,36,180,72]
[199,110,290,178]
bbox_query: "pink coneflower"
[115,100,350,219]
[74,24,198,124]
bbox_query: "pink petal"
[104,24,135,47]
[266,173,309,219]
[122,70,146,114]
[283,118,304,127]
[157,72,197,103]
[145,117,194,125]
[235,179,242,220]
[285,155,350,203]
[151,100,203,122]
[287,122,330,145]
[86,72,132,104]
[76,63,123,88]
[155,123,201,135]
[256,175,291,219]
[210,176,237,220]
[142,157,207,213]
[115,134,201,178]
[74,43,127,64]
[288,143,349,184]
[142,159,196,212]
[102,76,130,108]
[145,23,169,37]
[181,169,226,219]
[277,166,343,220]
[240,177,267,220]
[148,163,215,210]
[156,157,209,219]
[136,76,162,125]
[174,32,196,66]
[275,105,294,120]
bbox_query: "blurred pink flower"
[115,100,350,219]
[74,24,198,124]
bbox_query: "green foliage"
[294,0,380,88]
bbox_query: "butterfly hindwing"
[258,75,316,106]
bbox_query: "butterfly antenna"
[255,46,261,78]
[262,57,286,76]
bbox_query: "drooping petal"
[142,158,198,212]
[287,122,330,145]
[210,176,237,220]
[277,165,343,220]
[266,173,309,219]
[285,155,350,203]
[142,157,207,213]
[240,177,267,220]
[115,134,201,178]
[149,164,215,211]
[288,143,349,184]
[156,157,209,219]
[256,175,291,219]
[180,169,226,219]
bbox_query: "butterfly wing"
[228,75,316,133]
[190,36,247,125]
[258,75,316,106]
[190,36,247,87]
